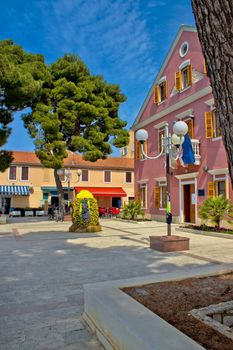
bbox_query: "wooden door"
[190,184,195,223]
[183,184,195,223]
[183,185,190,222]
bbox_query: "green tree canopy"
[0,39,49,171]
[23,54,129,206]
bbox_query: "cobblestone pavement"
[0,218,232,349]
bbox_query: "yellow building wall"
[120,130,134,158]
[0,165,134,209]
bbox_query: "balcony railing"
[191,139,201,165]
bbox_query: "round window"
[179,42,189,57]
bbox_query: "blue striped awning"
[0,185,30,196]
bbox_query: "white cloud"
[35,0,155,85]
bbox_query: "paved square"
[0,218,232,349]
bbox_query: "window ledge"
[212,136,222,141]
[157,99,167,106]
[179,85,191,94]
[159,208,166,211]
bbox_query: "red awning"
[74,187,127,197]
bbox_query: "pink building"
[132,25,233,224]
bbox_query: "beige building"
[0,151,134,214]
[120,130,134,158]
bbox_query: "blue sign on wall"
[198,189,205,196]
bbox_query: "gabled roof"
[132,25,197,130]
[10,151,134,170]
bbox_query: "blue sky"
[0,0,195,155]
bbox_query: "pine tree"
[23,54,129,208]
[0,39,49,171]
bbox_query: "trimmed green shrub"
[122,200,144,220]
[199,195,233,229]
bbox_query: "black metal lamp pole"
[165,124,172,236]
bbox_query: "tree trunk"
[54,169,64,211]
[192,0,233,188]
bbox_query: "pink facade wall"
[134,28,233,221]
[139,32,208,122]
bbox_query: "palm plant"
[122,200,144,220]
[199,195,233,229]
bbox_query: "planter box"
[63,214,72,221]
[150,235,190,252]
[83,269,222,350]
[0,215,7,224]
[36,210,44,216]
[25,210,34,217]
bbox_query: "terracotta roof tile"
[11,151,134,170]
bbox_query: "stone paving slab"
[0,218,232,349]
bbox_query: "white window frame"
[159,184,167,210]
[20,166,29,182]
[211,108,222,139]
[139,183,147,209]
[155,178,167,210]
[179,41,189,58]
[175,109,193,120]
[154,121,167,155]
[178,59,191,92]
[179,59,191,71]
[157,76,167,105]
[8,166,17,181]
[125,171,132,184]
[215,179,226,197]
[103,170,112,183]
[81,169,89,182]
[208,169,229,198]
[121,146,127,156]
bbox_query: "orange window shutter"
[205,111,214,138]
[208,182,215,198]
[154,187,160,208]
[165,80,168,99]
[175,71,182,91]
[136,188,141,202]
[203,60,207,74]
[186,119,194,139]
[143,141,147,157]
[136,141,140,160]
[154,85,159,104]
[187,64,193,86]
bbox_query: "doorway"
[183,184,195,223]
[51,196,59,207]
[112,197,121,208]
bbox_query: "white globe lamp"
[65,169,71,178]
[171,133,184,146]
[57,169,63,176]
[173,121,188,136]
[136,129,148,143]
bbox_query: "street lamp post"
[64,169,72,205]
[136,121,188,239]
